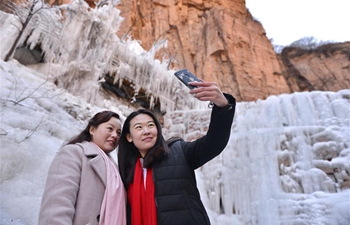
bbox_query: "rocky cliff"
[46,0,350,102]
[279,42,350,93]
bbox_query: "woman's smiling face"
[126,114,158,157]
[89,117,122,153]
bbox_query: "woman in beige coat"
[38,111,126,225]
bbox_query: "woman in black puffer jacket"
[118,80,236,225]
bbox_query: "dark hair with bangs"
[118,108,168,187]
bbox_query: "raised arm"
[184,81,236,169]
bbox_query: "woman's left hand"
[189,81,228,107]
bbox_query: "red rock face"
[45,0,350,101]
[279,42,350,93]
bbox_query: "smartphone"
[174,69,201,89]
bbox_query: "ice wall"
[0,1,206,115]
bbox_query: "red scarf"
[128,159,157,225]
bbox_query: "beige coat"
[38,141,114,225]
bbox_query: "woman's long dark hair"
[118,109,168,187]
[66,111,121,145]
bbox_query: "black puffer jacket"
[153,94,236,225]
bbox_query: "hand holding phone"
[174,69,201,90]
